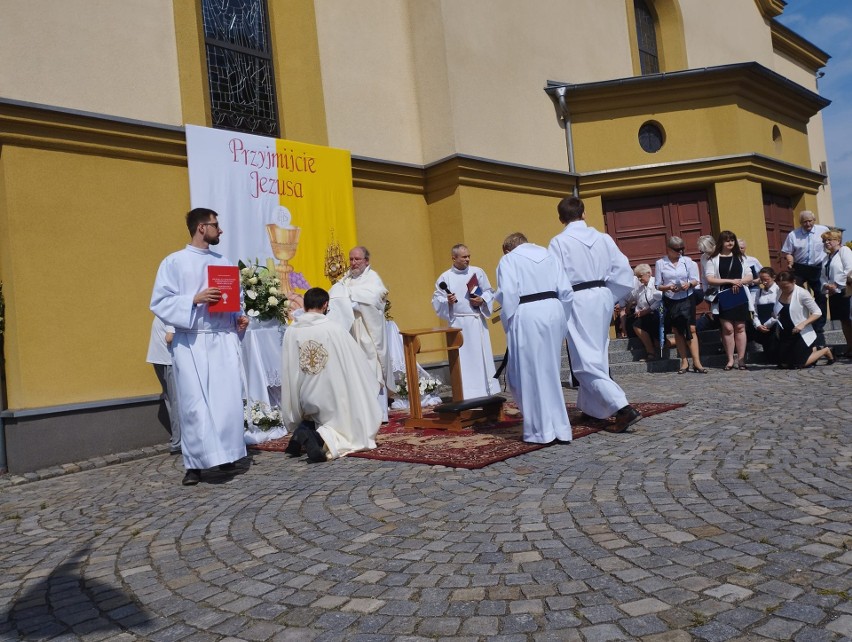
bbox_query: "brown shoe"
[609,406,642,433]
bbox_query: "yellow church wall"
[712,179,772,266]
[0,146,189,409]
[571,100,812,175]
[351,187,436,334]
[680,1,774,70]
[0,0,182,125]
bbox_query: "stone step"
[559,328,847,375]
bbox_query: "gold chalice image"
[266,224,300,296]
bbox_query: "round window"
[638,122,664,153]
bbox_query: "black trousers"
[793,263,826,346]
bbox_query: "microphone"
[439,281,452,295]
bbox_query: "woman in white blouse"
[655,236,707,373]
[819,229,852,357]
[767,271,834,369]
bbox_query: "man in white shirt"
[432,244,500,399]
[782,210,829,346]
[327,246,393,422]
[548,196,641,433]
[150,208,249,486]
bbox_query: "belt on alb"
[519,291,558,304]
[572,280,606,291]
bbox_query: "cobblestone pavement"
[1,363,850,641]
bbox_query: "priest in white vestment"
[547,196,642,433]
[281,288,380,460]
[497,233,574,444]
[327,246,393,421]
[150,208,249,485]
[432,244,501,399]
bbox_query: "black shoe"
[182,469,201,486]
[609,406,642,433]
[218,462,236,471]
[304,430,327,463]
[284,433,302,457]
[169,448,182,455]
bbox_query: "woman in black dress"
[705,230,753,370]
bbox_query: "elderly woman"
[624,264,662,361]
[768,271,834,368]
[655,236,707,373]
[704,230,753,370]
[696,235,716,295]
[820,229,852,357]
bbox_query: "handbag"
[703,287,718,303]
[717,287,748,311]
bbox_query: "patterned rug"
[248,402,685,469]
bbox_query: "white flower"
[269,287,278,295]
[268,296,279,306]
[241,267,253,276]
[246,290,257,300]
[248,277,258,285]
[247,309,260,317]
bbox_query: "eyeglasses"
[668,246,684,251]
[201,221,220,230]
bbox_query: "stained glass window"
[202,0,279,136]
[634,0,660,75]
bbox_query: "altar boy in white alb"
[497,233,574,444]
[150,208,249,486]
[432,244,500,399]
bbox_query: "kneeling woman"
[771,271,834,369]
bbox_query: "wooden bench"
[401,327,505,431]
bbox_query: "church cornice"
[754,0,786,19]
[549,62,829,124]
[577,153,825,199]
[770,20,830,72]
[0,98,187,165]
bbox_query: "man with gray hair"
[781,211,829,346]
[328,246,393,422]
[432,244,500,399]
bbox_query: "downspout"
[544,83,579,196]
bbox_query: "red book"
[467,274,483,297]
[207,265,240,312]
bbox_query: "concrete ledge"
[2,398,171,474]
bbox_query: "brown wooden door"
[763,192,794,271]
[604,190,712,267]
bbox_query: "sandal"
[691,366,708,374]
[723,364,734,371]
[737,363,749,371]
[825,349,835,366]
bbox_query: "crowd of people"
[617,211,852,374]
[148,205,851,485]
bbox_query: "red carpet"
[249,402,685,469]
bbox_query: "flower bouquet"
[392,372,443,409]
[243,400,288,444]
[239,260,290,324]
